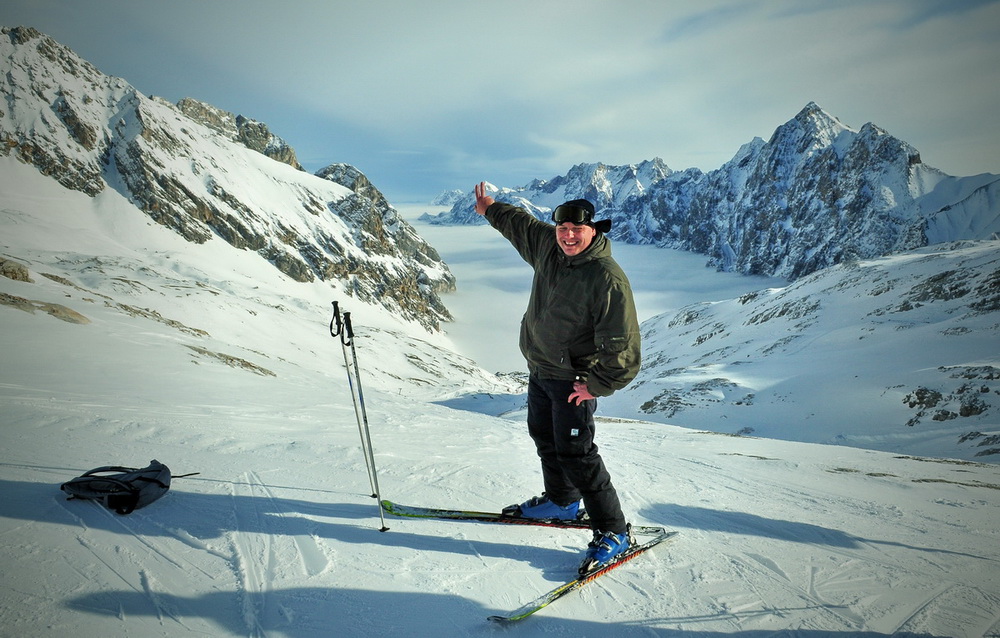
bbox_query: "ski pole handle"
[330,301,354,346]
[343,311,354,346]
[330,301,343,338]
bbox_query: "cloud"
[3,0,998,199]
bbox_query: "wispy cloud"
[3,0,998,200]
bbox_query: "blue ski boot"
[503,494,584,521]
[579,525,633,575]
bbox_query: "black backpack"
[60,460,181,514]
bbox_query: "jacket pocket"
[600,335,629,353]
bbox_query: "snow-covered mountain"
[0,25,453,331]
[427,104,999,281]
[430,188,465,207]
[424,158,673,227]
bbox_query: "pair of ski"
[381,500,677,623]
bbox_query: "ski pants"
[526,375,627,535]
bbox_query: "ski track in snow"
[607,429,1000,635]
[226,471,340,637]
[58,498,214,633]
[229,472,274,637]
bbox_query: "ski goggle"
[552,204,593,225]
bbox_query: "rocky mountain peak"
[316,164,389,210]
[176,97,303,170]
[769,101,852,158]
[794,101,847,132]
[4,25,41,45]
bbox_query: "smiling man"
[554,213,596,256]
[473,182,642,575]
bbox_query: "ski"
[487,529,678,623]
[380,500,664,535]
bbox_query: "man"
[473,182,641,574]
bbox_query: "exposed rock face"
[315,163,455,319]
[176,97,304,171]
[1,25,453,330]
[656,103,939,279]
[0,291,90,324]
[1,27,109,196]
[1,258,32,282]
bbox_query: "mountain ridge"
[1,25,454,330]
[426,102,998,281]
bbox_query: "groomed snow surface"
[2,162,999,636]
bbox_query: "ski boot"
[578,524,633,575]
[502,494,585,521]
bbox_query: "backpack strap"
[81,465,139,477]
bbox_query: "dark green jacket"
[485,202,641,397]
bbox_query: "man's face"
[555,222,596,256]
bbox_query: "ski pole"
[342,309,390,533]
[331,302,377,497]
[330,301,389,532]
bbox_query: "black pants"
[526,375,627,534]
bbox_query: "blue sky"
[3,0,999,203]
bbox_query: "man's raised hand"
[474,181,494,216]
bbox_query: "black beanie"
[567,199,612,233]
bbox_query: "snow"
[3,161,1000,636]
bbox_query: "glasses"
[552,204,593,225]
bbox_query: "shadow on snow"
[644,502,990,560]
[64,586,943,637]
[0,469,963,636]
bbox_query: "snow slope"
[604,241,1000,461]
[3,158,1000,637]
